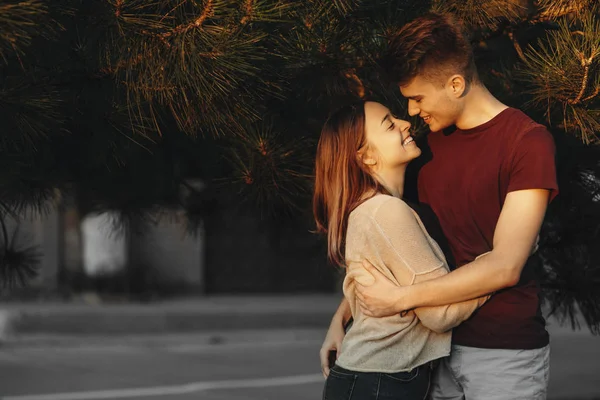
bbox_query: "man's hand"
[355,260,403,317]
[319,318,345,378]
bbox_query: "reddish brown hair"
[313,101,388,267]
[383,13,478,86]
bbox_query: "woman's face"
[362,101,421,170]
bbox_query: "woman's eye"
[388,122,395,130]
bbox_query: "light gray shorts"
[429,344,550,400]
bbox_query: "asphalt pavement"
[0,295,598,400]
[0,330,324,400]
[0,323,598,400]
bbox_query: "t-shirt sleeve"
[508,126,559,202]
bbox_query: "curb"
[8,309,333,334]
[0,295,340,339]
[0,328,326,349]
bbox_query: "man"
[320,13,558,400]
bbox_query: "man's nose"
[407,100,419,117]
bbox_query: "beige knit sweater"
[336,194,488,373]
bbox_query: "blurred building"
[4,195,335,296]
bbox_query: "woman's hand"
[355,260,405,317]
[319,317,345,378]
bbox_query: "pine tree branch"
[507,30,526,63]
[114,0,124,17]
[582,85,600,102]
[532,0,590,23]
[567,47,599,105]
[568,63,590,105]
[0,0,58,63]
[159,0,186,23]
[462,0,588,54]
[98,54,144,76]
[240,0,254,25]
[163,0,215,38]
[432,0,528,32]
[343,68,365,98]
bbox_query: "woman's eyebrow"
[380,113,391,125]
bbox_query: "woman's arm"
[319,297,350,377]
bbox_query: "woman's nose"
[400,120,411,132]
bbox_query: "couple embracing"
[313,13,557,400]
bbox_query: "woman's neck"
[374,166,406,199]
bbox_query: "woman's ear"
[357,148,377,166]
[362,156,377,166]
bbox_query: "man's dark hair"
[383,13,478,87]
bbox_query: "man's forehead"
[399,78,432,97]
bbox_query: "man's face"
[399,75,461,133]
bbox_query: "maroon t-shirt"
[417,108,559,350]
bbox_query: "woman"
[313,101,488,400]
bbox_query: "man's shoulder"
[499,108,548,135]
[481,108,552,150]
[506,110,556,155]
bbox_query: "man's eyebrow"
[406,95,422,100]
[380,113,390,125]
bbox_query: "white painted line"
[2,373,324,400]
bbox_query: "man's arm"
[355,188,550,316]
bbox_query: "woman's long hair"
[313,101,388,267]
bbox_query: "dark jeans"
[322,364,431,400]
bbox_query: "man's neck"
[455,84,508,130]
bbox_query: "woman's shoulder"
[355,194,413,218]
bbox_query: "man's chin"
[428,123,450,133]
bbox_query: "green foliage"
[0,0,60,63]
[432,0,529,32]
[538,137,600,334]
[100,0,289,136]
[520,9,600,143]
[0,0,599,332]
[0,218,41,290]
[223,120,314,216]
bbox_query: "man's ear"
[447,74,466,98]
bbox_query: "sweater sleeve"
[371,197,488,333]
